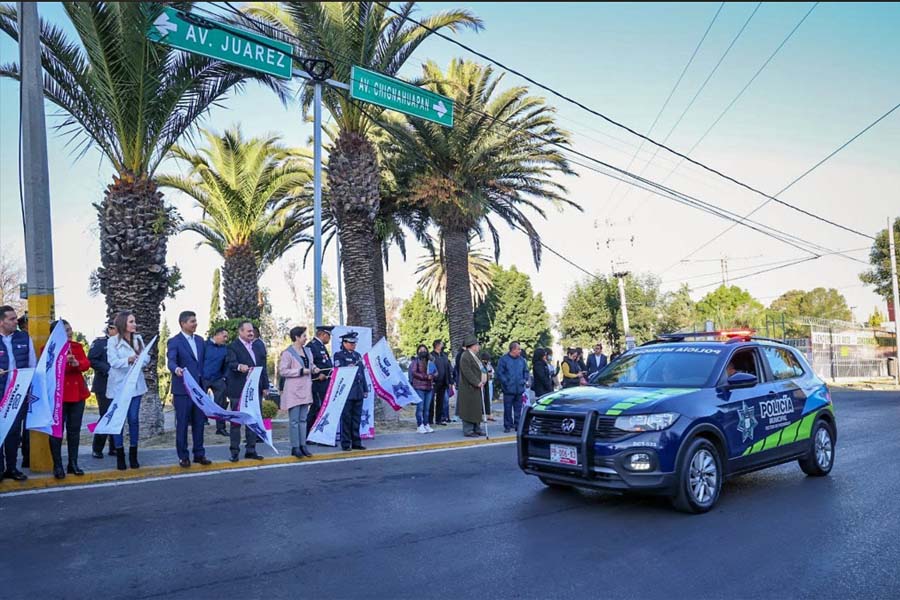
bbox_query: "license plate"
[550,444,577,465]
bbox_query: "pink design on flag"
[87,421,97,433]
[50,340,70,439]
[363,353,400,410]
[310,366,339,431]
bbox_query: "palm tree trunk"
[223,243,260,319]
[443,227,475,354]
[95,174,172,439]
[328,131,380,332]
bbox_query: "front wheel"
[799,419,835,476]
[672,438,722,514]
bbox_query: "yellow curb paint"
[0,435,516,494]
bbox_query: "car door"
[717,347,772,463]
[754,345,809,456]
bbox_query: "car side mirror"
[726,372,758,388]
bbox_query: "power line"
[631,1,820,220]
[690,256,819,291]
[609,2,761,215]
[376,1,875,241]
[664,101,900,272]
[601,2,725,214]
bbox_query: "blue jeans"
[441,389,450,422]
[503,393,522,431]
[415,389,433,426]
[113,395,142,448]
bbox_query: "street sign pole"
[313,81,323,328]
[18,1,54,473]
[337,237,345,326]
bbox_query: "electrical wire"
[628,1,819,219]
[375,1,875,241]
[609,2,761,216]
[601,2,725,214]
[666,100,900,272]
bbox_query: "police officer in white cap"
[333,330,368,451]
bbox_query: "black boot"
[116,448,127,471]
[129,447,140,469]
[50,438,65,479]
[108,438,116,456]
[67,460,84,476]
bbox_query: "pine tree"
[398,290,449,358]
[475,266,552,361]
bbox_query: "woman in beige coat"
[279,326,318,458]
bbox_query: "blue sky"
[1,2,898,338]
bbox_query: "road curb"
[0,434,515,494]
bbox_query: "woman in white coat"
[106,310,148,471]
[279,326,318,459]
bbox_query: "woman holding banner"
[106,311,147,471]
[279,327,317,458]
[47,320,91,479]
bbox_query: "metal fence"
[782,320,897,380]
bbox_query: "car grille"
[528,414,584,437]
[594,415,628,440]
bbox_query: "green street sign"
[147,7,293,79]
[350,65,454,127]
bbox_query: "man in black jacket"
[430,340,453,426]
[225,321,270,462]
[89,323,117,459]
[306,325,333,439]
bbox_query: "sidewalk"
[1,407,516,493]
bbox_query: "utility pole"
[604,217,635,351]
[888,216,900,384]
[336,237,345,326]
[18,1,54,473]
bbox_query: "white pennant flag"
[364,338,419,411]
[307,366,356,446]
[92,336,157,436]
[237,367,277,453]
[27,321,70,437]
[0,368,35,446]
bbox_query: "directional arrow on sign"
[153,12,178,37]
[433,100,448,119]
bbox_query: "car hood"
[533,385,701,416]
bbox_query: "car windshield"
[592,346,722,388]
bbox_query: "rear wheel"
[799,419,834,476]
[539,477,571,490]
[672,438,722,513]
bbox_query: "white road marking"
[0,441,516,498]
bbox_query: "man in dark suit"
[305,325,333,439]
[167,310,211,468]
[226,320,270,462]
[89,322,117,458]
[586,342,608,378]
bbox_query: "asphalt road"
[2,389,898,600]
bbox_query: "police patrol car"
[517,331,837,513]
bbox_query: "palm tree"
[0,2,288,436]
[416,235,494,313]
[241,1,481,334]
[158,127,313,319]
[392,59,579,352]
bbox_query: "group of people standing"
[410,338,611,438]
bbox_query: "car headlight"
[614,413,679,432]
